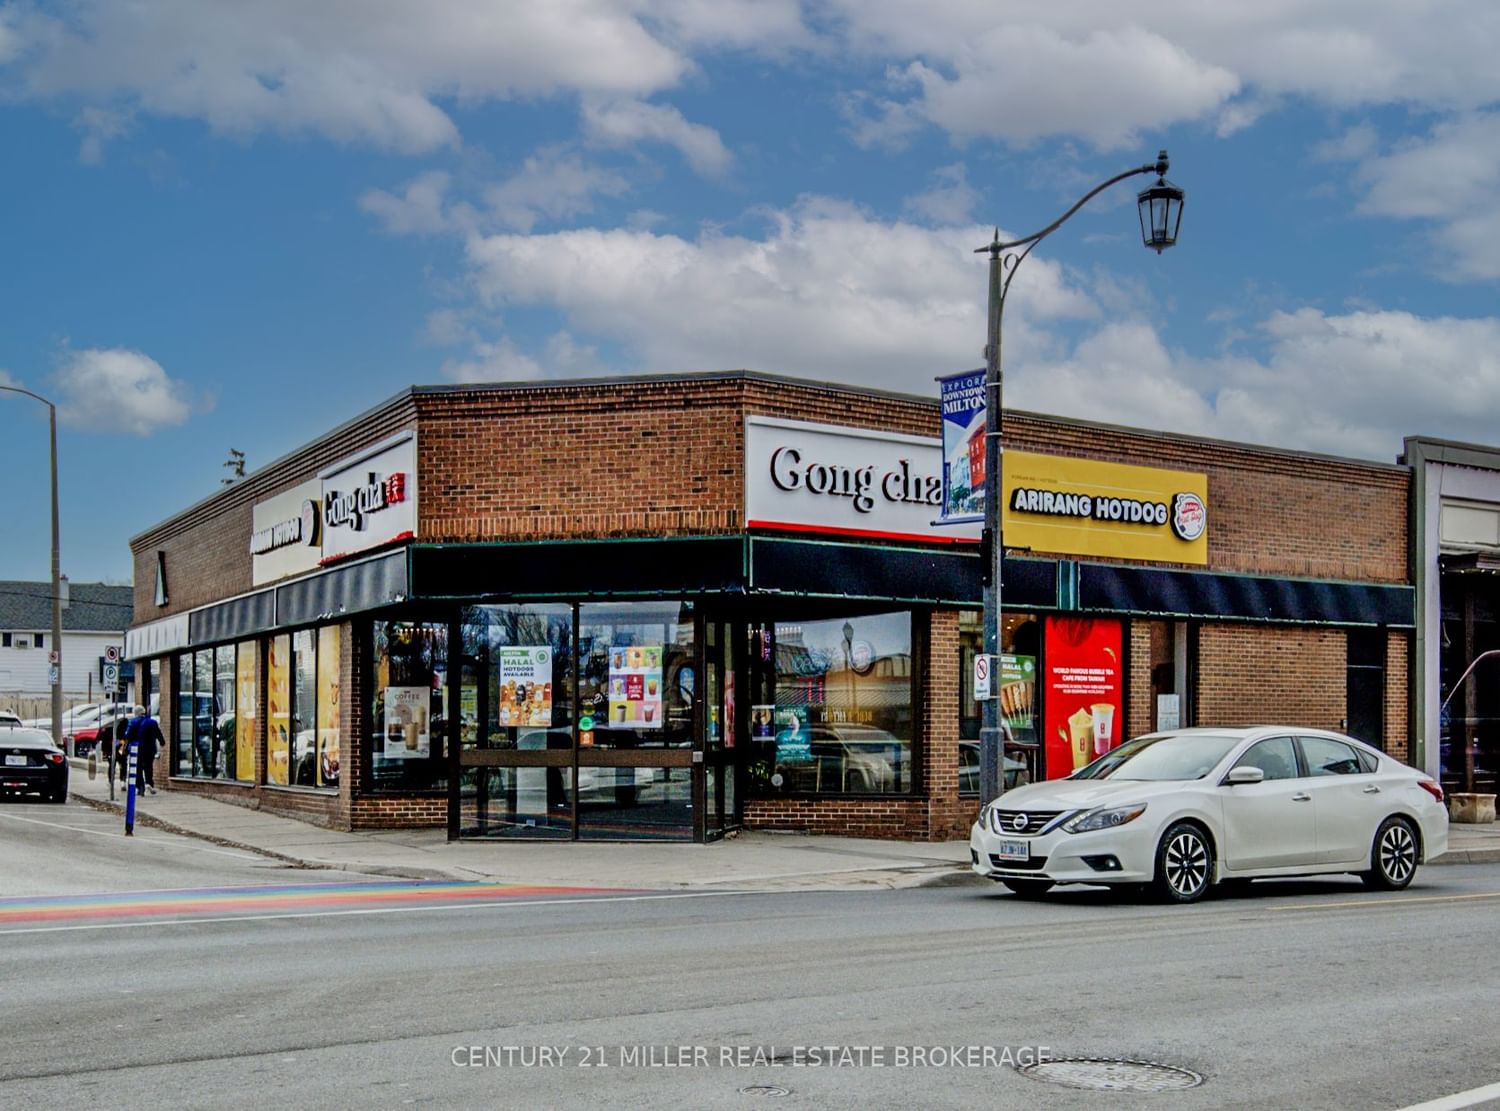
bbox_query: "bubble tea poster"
[1042,617,1123,780]
[607,645,663,729]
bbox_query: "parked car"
[0,726,69,803]
[63,704,143,758]
[0,711,22,728]
[21,703,104,733]
[959,741,1030,793]
[970,726,1448,903]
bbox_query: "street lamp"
[974,151,1184,803]
[0,384,64,744]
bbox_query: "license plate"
[4,754,26,766]
[996,839,1030,862]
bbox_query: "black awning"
[1079,563,1414,627]
[276,549,408,627]
[189,590,274,645]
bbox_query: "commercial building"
[126,372,1415,841]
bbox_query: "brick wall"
[1004,413,1408,583]
[1386,632,1410,763]
[1127,621,1154,740]
[1196,624,1347,730]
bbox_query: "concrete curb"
[1429,848,1500,866]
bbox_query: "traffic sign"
[103,663,120,692]
[48,649,59,665]
[104,645,120,663]
[973,653,995,700]
[48,664,60,686]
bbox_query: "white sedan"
[970,726,1448,903]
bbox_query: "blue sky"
[2,1,1499,588]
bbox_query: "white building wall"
[0,630,127,713]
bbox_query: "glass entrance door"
[701,620,741,840]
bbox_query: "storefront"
[1403,437,1500,799]
[126,372,1416,842]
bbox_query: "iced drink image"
[616,704,628,724]
[1067,708,1094,769]
[1090,702,1116,756]
[643,705,655,723]
[627,647,644,669]
[647,678,658,697]
[405,707,424,751]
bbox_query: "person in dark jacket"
[123,710,165,795]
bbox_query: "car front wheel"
[1362,816,1418,890]
[1153,822,1213,904]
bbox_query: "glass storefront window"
[213,645,235,779]
[578,603,695,749]
[577,766,693,840]
[193,649,214,777]
[747,611,914,797]
[316,625,341,788]
[175,654,192,775]
[459,605,573,751]
[372,621,449,792]
[958,610,1040,794]
[459,767,573,839]
[268,634,291,785]
[291,629,317,785]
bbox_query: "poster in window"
[775,704,812,763]
[497,647,553,728]
[268,635,290,785]
[999,653,1037,746]
[750,704,775,740]
[1042,617,1123,780]
[606,644,662,729]
[235,640,257,784]
[316,625,340,787]
[384,687,431,759]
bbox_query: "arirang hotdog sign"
[745,417,982,543]
[1001,450,1209,564]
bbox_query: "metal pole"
[49,402,63,746]
[979,235,1006,804]
[972,152,1176,803]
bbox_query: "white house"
[0,580,134,717]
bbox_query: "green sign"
[578,715,595,732]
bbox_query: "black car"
[0,726,69,803]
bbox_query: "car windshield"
[1073,733,1243,781]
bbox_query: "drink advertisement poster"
[606,645,663,730]
[939,369,987,522]
[384,686,431,759]
[497,647,553,728]
[1042,618,1123,780]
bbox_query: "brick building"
[125,372,1415,842]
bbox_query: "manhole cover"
[1018,1058,1203,1092]
[738,1084,791,1097]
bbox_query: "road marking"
[0,808,261,860]
[1266,891,1500,912]
[0,887,764,935]
[1396,1080,1500,1110]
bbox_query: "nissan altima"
[969,727,1448,903]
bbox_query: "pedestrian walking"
[123,708,165,795]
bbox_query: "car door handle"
[1292,792,1311,801]
[1362,785,1381,794]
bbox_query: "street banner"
[938,369,987,523]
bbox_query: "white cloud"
[581,97,732,177]
[359,171,453,236]
[52,348,195,435]
[1,0,691,153]
[903,163,979,225]
[1351,112,1500,281]
[483,147,630,232]
[73,105,133,164]
[440,331,604,383]
[463,197,1093,385]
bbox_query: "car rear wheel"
[1001,879,1054,898]
[1153,822,1213,903]
[1362,816,1418,890]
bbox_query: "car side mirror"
[1225,766,1265,785]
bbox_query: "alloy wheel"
[1379,822,1416,885]
[1164,830,1209,899]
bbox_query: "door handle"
[1362,785,1381,794]
[1292,792,1311,801]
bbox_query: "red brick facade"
[131,373,1415,841]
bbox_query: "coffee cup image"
[1090,702,1116,756]
[1067,709,1094,770]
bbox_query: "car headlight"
[1062,803,1147,834]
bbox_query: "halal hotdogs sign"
[1002,450,1209,564]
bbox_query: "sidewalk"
[63,761,973,891]
[65,761,1500,890]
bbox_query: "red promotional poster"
[1043,617,1123,780]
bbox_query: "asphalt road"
[3,799,1500,1110]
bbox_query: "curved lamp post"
[975,151,1184,803]
[0,384,63,744]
